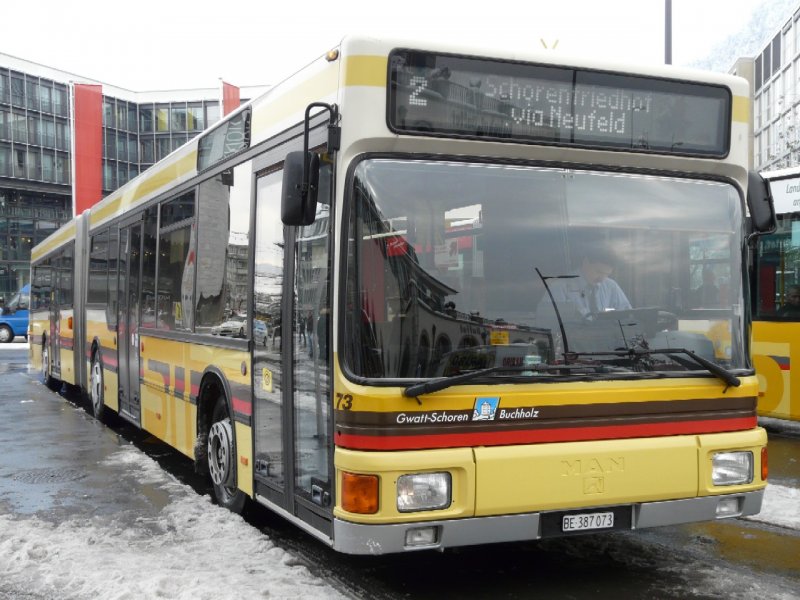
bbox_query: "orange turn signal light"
[761,447,768,481]
[67,316,73,330]
[341,471,379,514]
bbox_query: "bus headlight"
[397,472,451,512]
[711,451,753,486]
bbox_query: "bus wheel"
[0,325,13,343]
[207,395,247,513]
[90,352,106,421]
[41,345,58,391]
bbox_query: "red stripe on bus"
[335,416,758,451]
[232,397,252,416]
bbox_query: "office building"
[0,51,266,301]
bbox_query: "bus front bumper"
[331,489,764,555]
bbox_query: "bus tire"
[41,343,58,391]
[0,324,13,343]
[207,395,247,513]
[90,351,107,422]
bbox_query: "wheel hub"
[208,419,235,487]
[91,361,103,412]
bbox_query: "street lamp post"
[665,0,673,65]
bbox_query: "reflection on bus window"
[195,162,252,336]
[293,161,332,505]
[345,160,745,379]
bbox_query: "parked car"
[253,319,268,346]
[0,284,30,343]
[210,315,247,338]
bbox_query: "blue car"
[0,284,30,343]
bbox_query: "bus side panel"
[29,312,47,370]
[104,370,120,412]
[234,421,253,497]
[58,307,76,384]
[86,307,119,411]
[752,321,800,421]
[140,336,197,458]
[139,336,253,496]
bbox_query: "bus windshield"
[344,159,746,381]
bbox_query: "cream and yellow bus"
[30,35,775,554]
[752,167,800,421]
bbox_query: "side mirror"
[281,151,319,226]
[747,171,777,235]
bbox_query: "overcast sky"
[1,0,766,91]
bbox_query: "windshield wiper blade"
[403,347,740,399]
[578,347,741,389]
[403,366,502,398]
[402,363,607,398]
[653,347,741,389]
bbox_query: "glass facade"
[0,67,72,302]
[0,188,69,301]
[751,7,800,170]
[0,69,70,183]
[1,58,236,303]
[102,97,221,192]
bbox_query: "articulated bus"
[752,167,800,421]
[30,36,775,554]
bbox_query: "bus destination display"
[389,50,730,156]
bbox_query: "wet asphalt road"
[1,343,799,600]
[0,345,198,520]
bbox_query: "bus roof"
[32,34,752,261]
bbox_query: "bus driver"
[537,247,632,321]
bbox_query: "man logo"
[584,477,605,495]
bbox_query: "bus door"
[49,253,63,378]
[252,162,333,535]
[48,245,74,379]
[117,221,143,424]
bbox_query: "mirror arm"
[301,102,340,200]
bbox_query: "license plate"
[562,511,615,532]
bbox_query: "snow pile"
[744,483,800,530]
[0,446,346,600]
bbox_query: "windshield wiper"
[534,267,577,362]
[402,363,607,399]
[573,347,741,389]
[402,347,740,399]
[403,366,502,398]
[656,347,741,389]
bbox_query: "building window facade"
[0,56,238,303]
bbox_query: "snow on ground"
[0,446,347,600]
[744,483,800,531]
